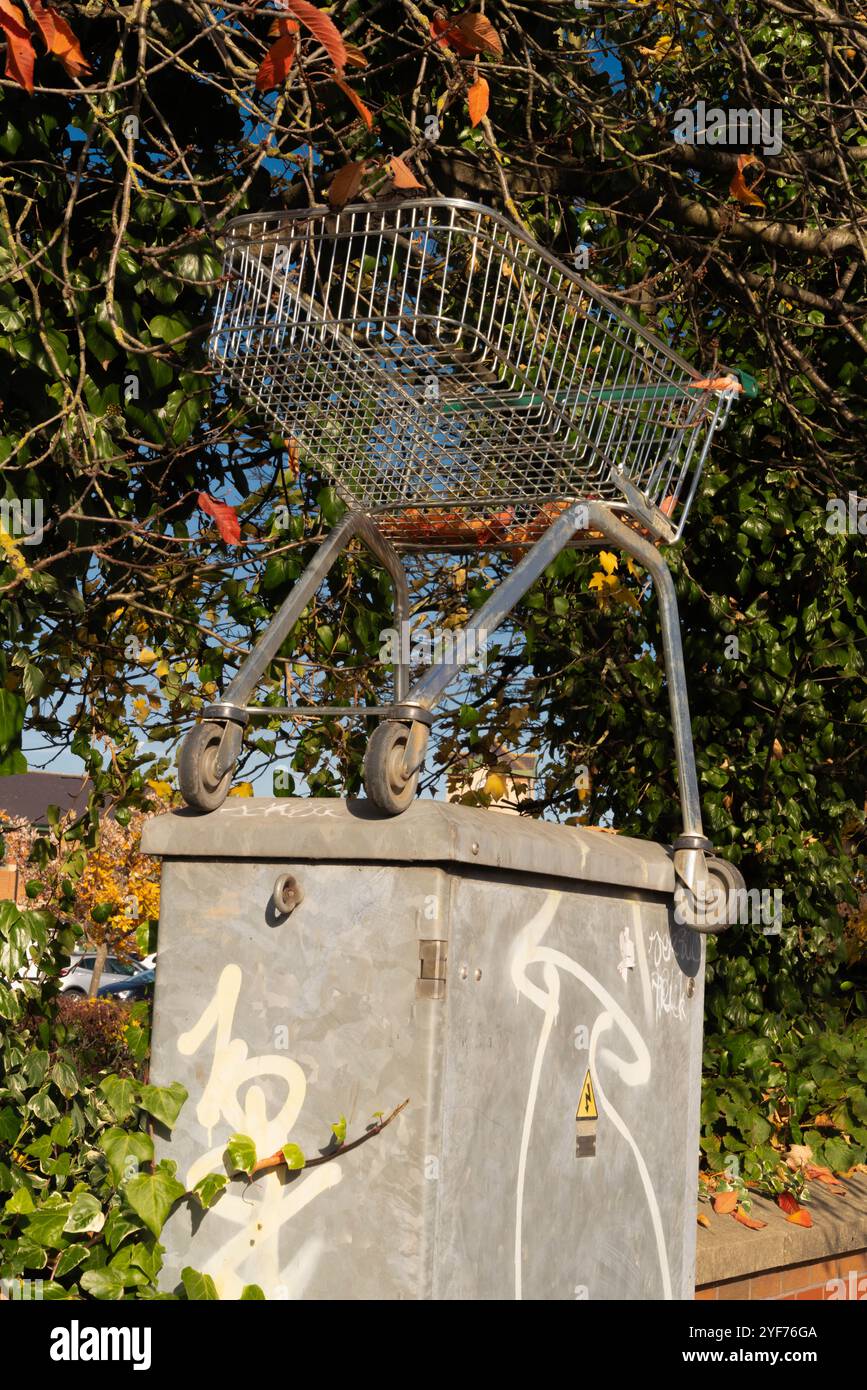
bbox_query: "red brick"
[781,1264,819,1294]
[717,1276,753,1300]
[749,1271,782,1299]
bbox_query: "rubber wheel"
[704,856,746,929]
[363,721,420,815]
[178,722,233,812]
[679,855,746,933]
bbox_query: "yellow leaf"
[154,660,170,678]
[599,550,618,575]
[697,1211,711,1229]
[484,772,507,799]
[146,780,172,800]
[0,525,32,579]
[228,782,254,798]
[588,571,618,591]
[138,648,158,665]
[638,36,682,62]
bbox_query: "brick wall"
[696,1249,867,1301]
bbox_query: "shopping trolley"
[178,198,752,928]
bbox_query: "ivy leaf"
[181,1265,220,1300]
[5,1185,36,1215]
[99,1126,154,1186]
[281,1142,306,1170]
[137,1081,188,1132]
[225,1133,257,1175]
[80,1267,126,1300]
[63,1193,105,1235]
[99,1075,138,1123]
[54,1245,89,1278]
[25,1201,72,1248]
[192,1172,229,1209]
[124,1162,186,1237]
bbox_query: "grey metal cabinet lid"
[141,797,674,895]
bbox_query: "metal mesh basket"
[210,198,737,544]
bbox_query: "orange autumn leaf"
[343,43,367,67]
[712,1190,738,1214]
[730,153,765,207]
[332,74,374,130]
[776,1192,812,1225]
[732,1205,767,1230]
[255,34,297,91]
[804,1163,846,1192]
[697,1211,711,1229]
[41,6,90,79]
[455,12,503,56]
[197,492,241,546]
[26,0,56,49]
[432,10,503,57]
[468,74,489,127]
[786,1207,813,1228]
[1,0,35,92]
[327,159,366,208]
[389,155,423,190]
[280,0,347,73]
[268,16,300,37]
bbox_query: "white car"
[60,953,143,996]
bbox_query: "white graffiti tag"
[176,963,341,1298]
[648,929,687,1024]
[510,896,672,1301]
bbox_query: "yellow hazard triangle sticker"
[576,1069,598,1120]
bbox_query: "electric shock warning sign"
[577,1070,598,1120]
[575,1068,598,1158]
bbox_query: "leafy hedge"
[702,1019,867,1184]
[0,899,202,1300]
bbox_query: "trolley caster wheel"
[178,722,233,812]
[674,855,746,934]
[363,721,420,816]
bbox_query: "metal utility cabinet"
[142,798,705,1301]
